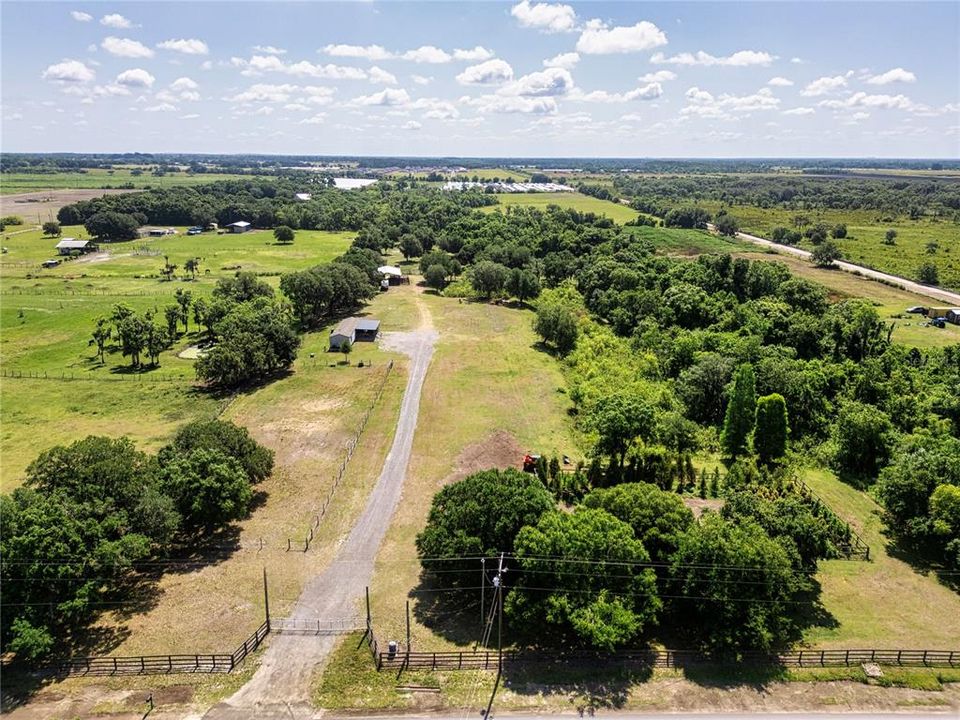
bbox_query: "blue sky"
[2,1,958,157]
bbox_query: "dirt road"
[716,225,960,305]
[203,315,438,720]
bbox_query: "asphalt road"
[715,225,960,306]
[203,324,438,720]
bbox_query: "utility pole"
[480,557,486,628]
[483,553,506,720]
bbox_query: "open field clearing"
[629,224,749,255]
[0,169,267,195]
[0,189,137,222]
[484,191,641,224]
[0,225,354,279]
[734,248,960,348]
[365,287,580,657]
[803,469,960,649]
[700,202,960,290]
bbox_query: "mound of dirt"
[443,429,525,486]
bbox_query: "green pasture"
[802,468,960,649]
[701,202,960,290]
[0,226,355,279]
[485,191,641,224]
[0,169,269,194]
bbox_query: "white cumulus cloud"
[819,92,922,111]
[570,82,663,103]
[866,67,916,85]
[453,46,494,61]
[801,75,848,96]
[402,120,422,130]
[500,67,574,97]
[227,83,300,104]
[42,59,95,83]
[369,66,398,85]
[100,13,133,29]
[462,95,558,114]
[171,77,198,91]
[144,103,177,112]
[70,10,92,22]
[543,52,580,70]
[102,37,154,58]
[782,107,815,115]
[651,49,774,67]
[351,88,411,106]
[456,59,514,86]
[681,86,780,119]
[322,44,392,61]
[116,68,155,88]
[253,45,287,55]
[576,20,667,54]
[401,46,452,63]
[510,1,578,33]
[638,70,676,83]
[411,75,433,86]
[768,76,794,87]
[157,38,209,55]
[234,55,368,80]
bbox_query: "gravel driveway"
[203,325,438,720]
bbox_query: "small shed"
[946,308,960,325]
[927,307,951,319]
[55,238,95,255]
[140,227,177,238]
[329,317,381,350]
[378,265,403,285]
[294,193,312,202]
[227,221,252,233]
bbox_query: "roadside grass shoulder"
[700,201,960,290]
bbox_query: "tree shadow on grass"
[409,570,485,647]
[882,532,960,593]
[502,659,653,711]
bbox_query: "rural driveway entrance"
[203,306,438,720]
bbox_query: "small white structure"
[227,221,252,233]
[140,227,178,238]
[294,193,312,202]
[55,238,95,255]
[333,178,377,190]
[329,317,381,350]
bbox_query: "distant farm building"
[55,238,96,255]
[294,193,312,202]
[378,265,404,285]
[927,307,952,319]
[442,181,574,193]
[140,227,177,238]
[227,221,252,233]
[329,317,381,350]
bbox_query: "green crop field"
[485,191,641,224]
[0,168,272,194]
[700,202,960,290]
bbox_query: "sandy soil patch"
[0,189,136,219]
[442,429,526,486]
[683,497,724,518]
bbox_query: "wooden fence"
[53,620,269,678]
[290,360,394,553]
[795,477,871,560]
[375,647,960,673]
[0,368,190,383]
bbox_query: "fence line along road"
[49,620,269,678]
[375,647,960,672]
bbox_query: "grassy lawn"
[701,201,960,290]
[803,468,960,649]
[734,249,960,348]
[366,287,580,653]
[0,225,354,278]
[0,169,271,194]
[627,224,749,255]
[484,192,641,224]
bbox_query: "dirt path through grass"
[204,298,437,719]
